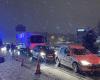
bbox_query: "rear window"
[33,45,51,52]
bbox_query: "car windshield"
[72,48,89,55]
[33,45,51,51]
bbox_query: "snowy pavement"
[0,55,33,80]
[0,52,96,80]
[0,53,55,80]
[41,64,93,80]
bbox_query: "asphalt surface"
[0,51,100,80]
[41,63,90,80]
[41,63,100,80]
[10,51,100,80]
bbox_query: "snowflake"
[42,0,47,5]
[49,6,55,13]
[68,22,73,27]
[5,0,9,4]
[13,18,17,21]
[67,2,71,6]
[45,20,49,25]
[56,26,61,30]
[43,27,47,30]
[23,14,27,17]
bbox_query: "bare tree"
[97,21,100,36]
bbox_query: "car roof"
[69,44,85,49]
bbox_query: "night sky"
[0,0,100,42]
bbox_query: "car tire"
[56,58,61,67]
[72,63,80,73]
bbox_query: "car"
[56,44,100,73]
[16,43,26,49]
[14,48,32,57]
[30,45,56,63]
[45,48,55,63]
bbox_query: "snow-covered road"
[0,52,99,80]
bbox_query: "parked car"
[56,44,100,73]
[30,45,56,63]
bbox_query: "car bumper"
[80,65,100,72]
[45,57,55,62]
[46,57,55,60]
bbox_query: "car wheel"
[72,63,80,73]
[56,58,61,67]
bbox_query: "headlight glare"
[40,52,46,56]
[1,47,7,52]
[81,60,91,66]
[54,51,57,56]
[30,50,33,53]
[18,51,20,55]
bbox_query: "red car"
[56,44,100,73]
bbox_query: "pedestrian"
[6,44,10,52]
[11,43,16,57]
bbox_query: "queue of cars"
[14,44,56,63]
[10,42,100,73]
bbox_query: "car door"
[60,47,72,67]
[64,48,73,68]
[59,47,68,65]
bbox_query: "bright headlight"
[1,47,7,52]
[18,51,20,55]
[40,52,46,56]
[54,51,57,56]
[30,50,33,53]
[81,60,91,66]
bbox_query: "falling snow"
[0,0,99,41]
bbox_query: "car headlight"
[30,50,33,53]
[17,51,20,55]
[54,51,57,56]
[40,52,46,56]
[81,60,91,66]
[1,47,7,52]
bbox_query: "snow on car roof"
[69,44,84,49]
